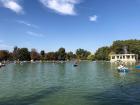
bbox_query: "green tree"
[76,48,91,60]
[111,39,140,59]
[0,50,9,61]
[95,47,111,60]
[45,52,57,60]
[87,54,95,61]
[66,51,74,60]
[18,48,30,61]
[40,50,45,61]
[8,52,14,61]
[58,47,66,60]
[30,49,40,61]
[13,46,19,60]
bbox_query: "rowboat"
[117,65,129,72]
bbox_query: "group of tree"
[94,47,111,60]
[0,47,94,61]
[1,39,139,61]
[94,39,140,60]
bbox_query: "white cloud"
[27,31,44,37]
[89,15,98,22]
[39,0,80,15]
[0,0,23,14]
[16,20,39,29]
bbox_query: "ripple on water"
[0,62,140,105]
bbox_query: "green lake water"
[0,61,140,105]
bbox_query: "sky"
[0,0,140,53]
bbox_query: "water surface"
[0,61,140,105]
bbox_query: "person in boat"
[118,64,123,69]
[118,64,128,70]
[73,60,78,67]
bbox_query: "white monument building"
[110,54,138,62]
[110,46,138,63]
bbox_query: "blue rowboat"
[73,64,78,67]
[135,66,140,69]
[117,66,129,72]
[117,68,129,72]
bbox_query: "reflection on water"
[0,61,140,105]
[0,86,63,105]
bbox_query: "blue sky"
[0,0,140,53]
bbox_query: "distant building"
[110,54,138,62]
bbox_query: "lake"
[0,61,140,105]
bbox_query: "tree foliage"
[87,54,95,61]
[40,50,45,61]
[45,52,57,60]
[111,39,140,59]
[0,50,9,61]
[57,47,66,60]
[76,48,91,60]
[18,48,30,61]
[95,39,140,60]
[30,49,40,61]
[1,39,140,61]
[95,47,111,60]
[66,52,74,60]
[13,46,19,60]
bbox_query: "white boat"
[0,62,6,68]
[117,65,129,72]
